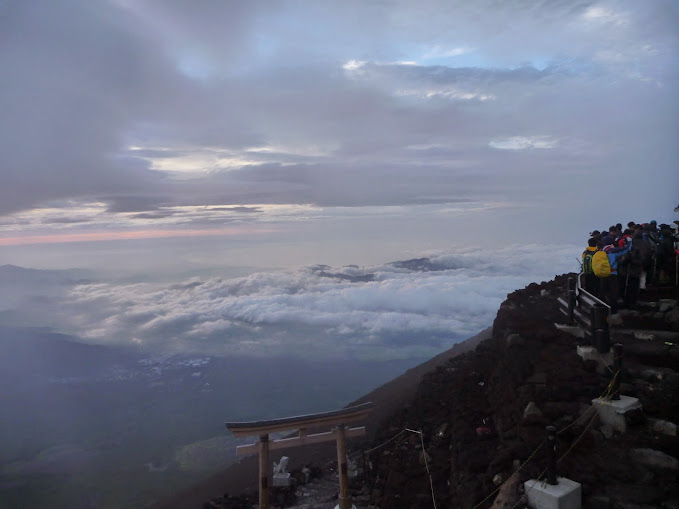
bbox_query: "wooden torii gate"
[225,402,373,509]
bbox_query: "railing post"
[259,434,270,509]
[567,277,576,323]
[588,305,596,346]
[336,424,352,509]
[593,303,610,354]
[612,343,623,401]
[546,425,557,485]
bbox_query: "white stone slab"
[576,346,613,373]
[555,323,585,338]
[272,472,291,487]
[524,477,581,509]
[592,395,642,434]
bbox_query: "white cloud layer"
[40,244,580,360]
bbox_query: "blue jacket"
[605,241,632,274]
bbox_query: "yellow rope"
[473,369,621,508]
[471,442,544,509]
[510,466,547,509]
[557,403,601,463]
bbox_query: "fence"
[557,273,611,353]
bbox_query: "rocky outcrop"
[187,276,679,509]
[367,276,679,508]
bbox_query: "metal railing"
[557,273,611,353]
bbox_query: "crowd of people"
[581,219,679,314]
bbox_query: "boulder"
[650,419,677,437]
[658,299,677,313]
[634,331,655,341]
[505,333,525,347]
[629,448,679,470]
[523,401,543,423]
[418,450,431,466]
[665,308,679,331]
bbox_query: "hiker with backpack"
[619,231,647,309]
[594,236,633,314]
[581,238,599,296]
[657,224,678,285]
[642,223,660,286]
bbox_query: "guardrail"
[557,273,611,353]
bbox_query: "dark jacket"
[619,235,646,278]
[604,241,632,275]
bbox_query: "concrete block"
[555,323,585,338]
[576,346,613,372]
[524,477,581,509]
[272,472,291,487]
[592,395,642,434]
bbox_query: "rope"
[512,466,547,509]
[471,442,543,509]
[366,354,622,509]
[557,403,600,463]
[597,351,615,373]
[363,429,408,454]
[556,370,620,464]
[406,429,438,509]
[556,370,618,436]
[473,370,621,508]
[364,428,437,508]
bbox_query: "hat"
[590,230,600,236]
[602,236,614,246]
[650,220,657,224]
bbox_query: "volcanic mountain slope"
[180,274,678,509]
[152,329,492,509]
[367,275,679,508]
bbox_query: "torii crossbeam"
[226,402,373,509]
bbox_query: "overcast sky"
[0,0,678,273]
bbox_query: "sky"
[0,0,677,275]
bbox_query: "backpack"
[592,251,611,278]
[582,250,595,275]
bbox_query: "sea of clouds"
[45,244,580,360]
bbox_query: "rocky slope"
[366,275,678,508]
[179,274,679,509]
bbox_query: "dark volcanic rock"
[367,276,679,509]
[168,276,679,509]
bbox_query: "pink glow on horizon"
[0,228,274,246]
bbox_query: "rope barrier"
[470,442,544,509]
[364,427,437,508]
[364,337,623,509]
[512,466,547,509]
[363,429,408,454]
[597,351,615,374]
[471,369,622,508]
[558,402,600,464]
[406,429,438,509]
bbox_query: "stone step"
[612,328,679,342]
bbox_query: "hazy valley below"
[0,248,576,508]
[0,326,423,508]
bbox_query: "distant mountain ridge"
[0,264,93,283]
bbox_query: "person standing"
[582,238,599,295]
[619,231,646,309]
[599,236,632,314]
